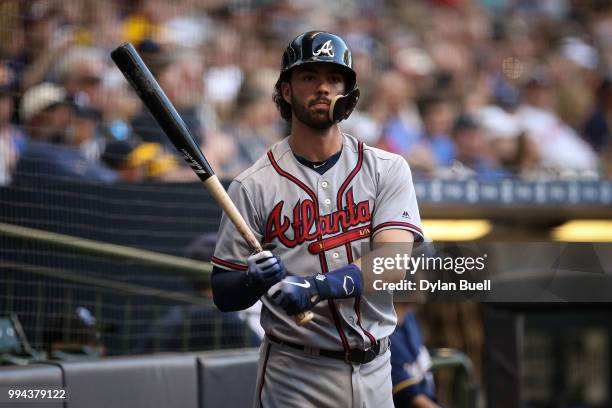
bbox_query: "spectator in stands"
[44,306,107,360]
[585,76,612,179]
[130,41,203,152]
[203,28,244,121]
[121,0,172,46]
[2,0,611,182]
[221,70,282,176]
[371,70,421,155]
[0,63,25,185]
[584,76,612,154]
[478,105,539,177]
[391,303,439,408]
[450,114,510,180]
[102,139,182,182]
[409,94,457,175]
[14,82,117,184]
[555,37,599,130]
[140,302,259,353]
[11,1,75,93]
[102,139,151,182]
[515,67,598,173]
[54,46,107,113]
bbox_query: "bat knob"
[295,311,314,326]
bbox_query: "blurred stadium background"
[1,0,612,407]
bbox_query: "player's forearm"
[317,238,413,298]
[211,266,265,312]
[410,395,440,408]
[394,389,440,408]
[353,231,415,293]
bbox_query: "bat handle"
[267,282,314,326]
[295,311,314,326]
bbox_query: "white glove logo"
[343,276,355,295]
[285,279,311,288]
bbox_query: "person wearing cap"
[478,105,540,177]
[43,306,107,360]
[515,66,598,173]
[14,82,117,184]
[20,82,73,142]
[102,139,179,182]
[130,41,203,152]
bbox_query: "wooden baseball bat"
[110,43,313,326]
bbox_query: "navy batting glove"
[269,275,323,316]
[269,264,363,316]
[246,250,286,292]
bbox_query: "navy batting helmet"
[274,31,360,123]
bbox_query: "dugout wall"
[0,349,259,408]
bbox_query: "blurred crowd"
[1,0,612,186]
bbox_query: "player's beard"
[291,93,333,130]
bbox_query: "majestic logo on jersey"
[265,188,370,253]
[313,40,334,57]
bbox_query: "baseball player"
[211,31,424,407]
[391,304,439,408]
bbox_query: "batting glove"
[268,275,327,316]
[269,264,363,316]
[246,250,286,292]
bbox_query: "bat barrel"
[110,43,214,180]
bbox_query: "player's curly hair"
[273,73,292,122]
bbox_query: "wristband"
[314,264,363,300]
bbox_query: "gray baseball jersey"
[212,133,424,351]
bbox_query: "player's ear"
[281,82,292,105]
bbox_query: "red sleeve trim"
[211,256,248,271]
[372,222,424,241]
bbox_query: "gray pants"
[254,337,393,408]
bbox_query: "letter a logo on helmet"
[313,40,334,57]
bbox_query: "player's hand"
[246,250,286,291]
[268,275,326,316]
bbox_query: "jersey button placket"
[318,181,333,265]
[319,180,333,210]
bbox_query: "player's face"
[284,63,346,130]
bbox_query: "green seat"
[0,315,45,365]
[430,348,480,408]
